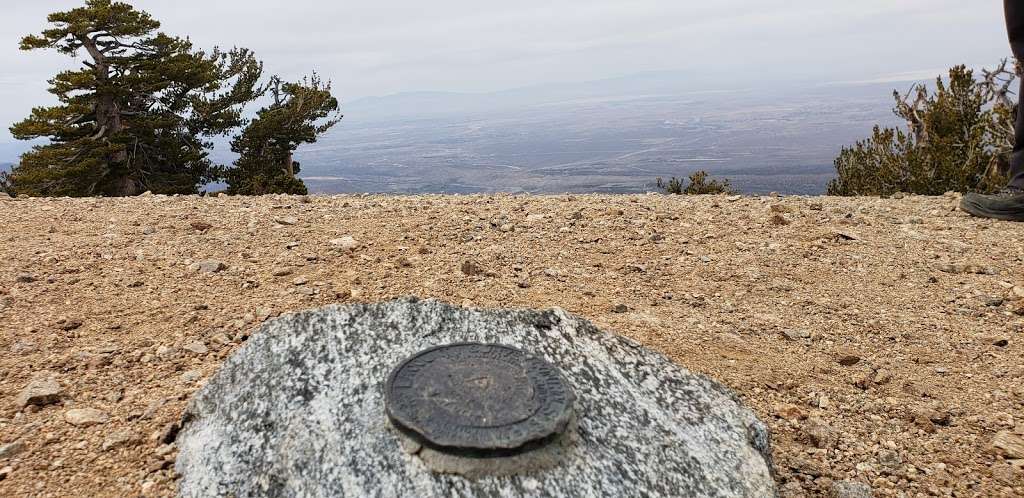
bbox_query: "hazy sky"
[0,0,1011,144]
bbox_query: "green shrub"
[827,63,1016,196]
[656,170,735,195]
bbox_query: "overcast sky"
[0,0,1011,144]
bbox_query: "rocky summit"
[0,193,1022,497]
[175,299,776,497]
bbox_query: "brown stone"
[64,408,109,427]
[776,403,808,421]
[991,431,1024,459]
[14,376,62,408]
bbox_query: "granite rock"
[176,298,776,498]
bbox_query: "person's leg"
[1008,0,1024,188]
[1010,77,1024,189]
[960,1,1024,220]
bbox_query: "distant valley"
[299,74,904,195]
[1,73,909,195]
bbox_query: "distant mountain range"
[0,71,921,195]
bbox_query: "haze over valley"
[289,73,904,195]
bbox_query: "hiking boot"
[960,187,1024,221]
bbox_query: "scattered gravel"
[0,192,1022,496]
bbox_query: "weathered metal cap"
[385,343,575,456]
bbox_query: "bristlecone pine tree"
[656,170,735,195]
[5,0,263,197]
[224,75,342,195]
[827,63,1017,196]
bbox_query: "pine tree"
[7,0,263,197]
[225,75,342,195]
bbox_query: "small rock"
[832,230,860,241]
[256,308,273,321]
[788,456,824,477]
[0,466,11,480]
[854,371,877,390]
[0,441,25,459]
[830,480,872,498]
[770,204,794,214]
[159,422,182,444]
[776,403,807,421]
[293,276,309,286]
[155,443,176,457]
[14,375,62,408]
[460,260,485,276]
[624,264,646,273]
[837,355,861,367]
[181,370,203,384]
[782,330,811,341]
[611,304,629,313]
[275,216,298,226]
[991,431,1024,459]
[141,398,167,420]
[15,273,36,283]
[877,449,902,471]
[939,263,997,275]
[272,267,293,277]
[803,419,837,449]
[57,319,83,331]
[156,345,177,358]
[912,407,951,432]
[190,260,226,274]
[1011,286,1024,299]
[101,431,137,452]
[189,221,213,232]
[1013,302,1024,316]
[105,389,124,403]
[64,408,109,427]
[980,296,1005,307]
[183,342,208,355]
[330,236,359,252]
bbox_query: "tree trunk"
[80,35,133,195]
[285,152,295,177]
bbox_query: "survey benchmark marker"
[385,343,575,457]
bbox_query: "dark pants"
[1006,0,1024,188]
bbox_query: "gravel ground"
[0,192,1022,497]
